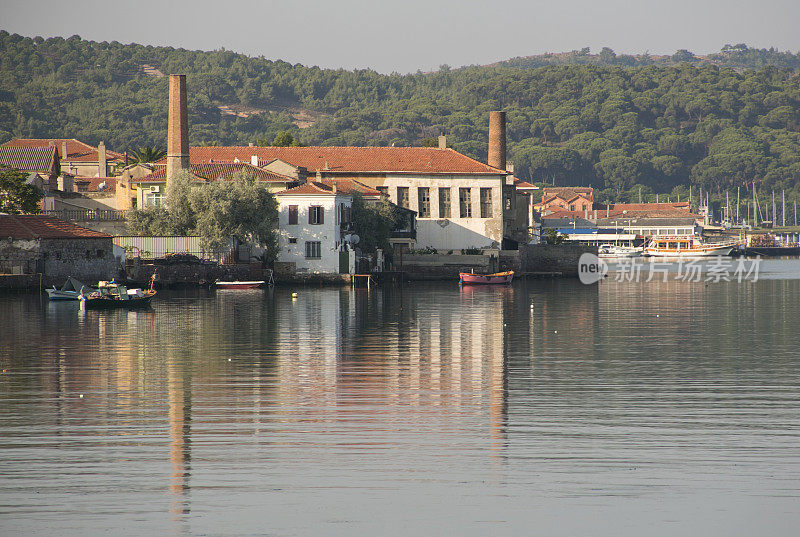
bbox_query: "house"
[1,138,124,178]
[0,145,60,193]
[536,187,594,214]
[130,162,299,207]
[0,214,116,285]
[169,143,521,251]
[274,181,356,274]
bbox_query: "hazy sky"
[2,0,800,73]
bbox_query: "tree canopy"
[0,164,44,214]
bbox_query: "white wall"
[277,193,351,273]
[381,174,506,251]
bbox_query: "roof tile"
[0,215,112,239]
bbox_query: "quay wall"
[519,244,596,277]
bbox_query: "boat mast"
[737,186,740,224]
[753,182,758,227]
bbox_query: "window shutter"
[319,207,324,224]
[308,208,313,224]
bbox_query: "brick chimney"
[61,141,68,161]
[98,141,107,177]
[438,134,447,149]
[488,111,506,171]
[166,74,190,188]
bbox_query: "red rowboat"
[215,280,265,289]
[459,271,514,285]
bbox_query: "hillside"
[2,31,800,201]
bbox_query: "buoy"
[79,394,84,398]
[554,330,558,333]
[292,292,298,299]
[228,358,232,362]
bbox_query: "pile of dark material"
[153,253,204,265]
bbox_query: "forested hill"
[2,31,800,201]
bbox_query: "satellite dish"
[351,234,360,245]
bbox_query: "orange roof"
[133,163,294,183]
[317,178,381,197]
[168,146,505,175]
[275,181,343,196]
[1,139,124,162]
[0,215,111,239]
[73,176,117,193]
[514,179,538,189]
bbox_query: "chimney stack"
[166,74,190,188]
[438,134,447,149]
[251,155,259,166]
[61,141,68,161]
[488,111,506,171]
[98,141,106,177]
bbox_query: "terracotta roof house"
[165,144,522,250]
[0,214,116,284]
[2,138,124,178]
[130,162,299,208]
[0,146,60,192]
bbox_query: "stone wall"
[400,253,495,280]
[0,237,117,286]
[126,260,251,287]
[519,243,596,277]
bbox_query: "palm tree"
[129,146,167,164]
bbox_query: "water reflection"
[1,277,799,536]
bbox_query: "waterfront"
[2,268,800,536]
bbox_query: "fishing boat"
[79,278,156,309]
[644,236,740,257]
[459,271,514,285]
[45,277,93,300]
[215,280,265,289]
[597,244,643,258]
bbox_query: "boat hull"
[459,271,514,285]
[46,290,80,300]
[215,281,265,289]
[80,293,155,309]
[644,246,734,257]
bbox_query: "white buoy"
[292,292,298,299]
[79,394,84,398]
[554,330,558,333]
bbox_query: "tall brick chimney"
[166,74,190,188]
[488,111,506,171]
[97,141,106,177]
[61,141,68,161]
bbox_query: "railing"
[41,209,129,222]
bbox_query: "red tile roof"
[165,146,505,175]
[73,176,117,193]
[514,179,538,189]
[1,139,124,162]
[317,178,381,197]
[275,181,341,196]
[132,163,294,183]
[0,215,111,239]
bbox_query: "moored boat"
[46,277,93,300]
[598,244,643,258]
[215,280,265,289]
[644,236,741,257]
[79,279,156,309]
[459,271,514,285]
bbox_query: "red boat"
[459,271,514,285]
[215,280,265,289]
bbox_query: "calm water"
[2,263,800,536]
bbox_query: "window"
[480,188,493,218]
[305,241,321,259]
[145,192,164,207]
[569,204,575,211]
[459,188,472,218]
[397,187,409,209]
[340,203,351,224]
[438,188,451,218]
[288,237,297,244]
[417,187,430,218]
[309,206,324,225]
[288,205,298,225]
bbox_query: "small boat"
[598,244,643,258]
[644,236,741,257]
[459,271,514,285]
[215,280,265,289]
[80,279,156,309]
[46,277,93,300]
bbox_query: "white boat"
[598,244,643,258]
[644,236,740,257]
[45,277,93,300]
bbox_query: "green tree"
[129,146,166,164]
[0,164,44,214]
[271,130,301,147]
[350,192,406,253]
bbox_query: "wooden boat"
[80,279,156,309]
[215,280,265,289]
[46,277,93,300]
[644,236,740,257]
[459,271,514,285]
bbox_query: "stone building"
[0,215,117,285]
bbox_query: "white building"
[275,182,355,274]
